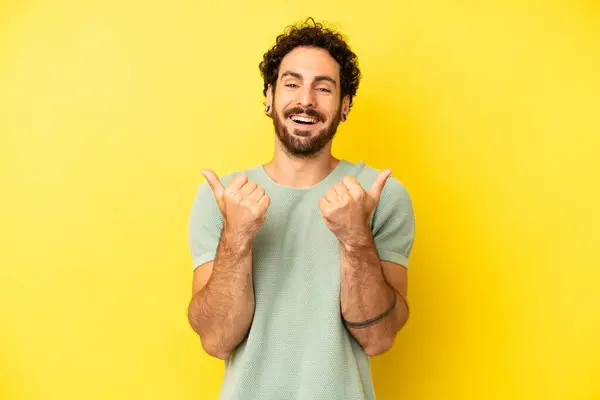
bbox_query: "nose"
[297,85,316,108]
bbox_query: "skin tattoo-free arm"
[188,170,270,360]
[188,228,255,360]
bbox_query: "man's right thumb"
[201,169,224,196]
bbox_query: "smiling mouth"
[289,114,320,125]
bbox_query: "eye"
[317,87,332,93]
[285,83,299,88]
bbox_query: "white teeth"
[291,115,318,124]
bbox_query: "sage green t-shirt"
[188,159,415,400]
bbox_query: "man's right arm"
[187,169,269,359]
[187,226,255,360]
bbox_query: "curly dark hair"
[259,17,361,109]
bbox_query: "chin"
[291,130,315,138]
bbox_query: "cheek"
[324,100,342,119]
[274,89,293,107]
[274,100,292,118]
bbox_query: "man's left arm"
[340,240,409,356]
[319,170,415,357]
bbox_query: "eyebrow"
[280,71,337,86]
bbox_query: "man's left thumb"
[367,169,392,203]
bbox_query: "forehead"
[278,46,340,83]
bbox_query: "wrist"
[339,230,375,253]
[222,223,254,251]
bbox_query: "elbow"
[363,336,395,357]
[201,339,232,360]
[364,341,392,357]
[188,314,230,359]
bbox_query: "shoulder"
[350,163,415,240]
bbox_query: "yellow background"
[1,1,599,399]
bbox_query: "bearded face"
[271,100,343,158]
[267,46,349,158]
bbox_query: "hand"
[318,169,392,247]
[201,169,271,242]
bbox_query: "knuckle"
[240,198,252,208]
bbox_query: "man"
[187,18,415,400]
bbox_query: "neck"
[263,142,340,188]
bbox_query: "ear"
[265,84,273,116]
[341,95,351,121]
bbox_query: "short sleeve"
[188,182,224,271]
[370,176,416,269]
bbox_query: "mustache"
[283,107,325,122]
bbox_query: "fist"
[318,169,392,246]
[201,169,271,241]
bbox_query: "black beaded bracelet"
[343,290,398,329]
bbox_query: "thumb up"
[201,169,271,242]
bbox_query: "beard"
[271,103,343,158]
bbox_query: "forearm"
[340,237,408,356]
[188,227,255,359]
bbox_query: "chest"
[250,198,342,302]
